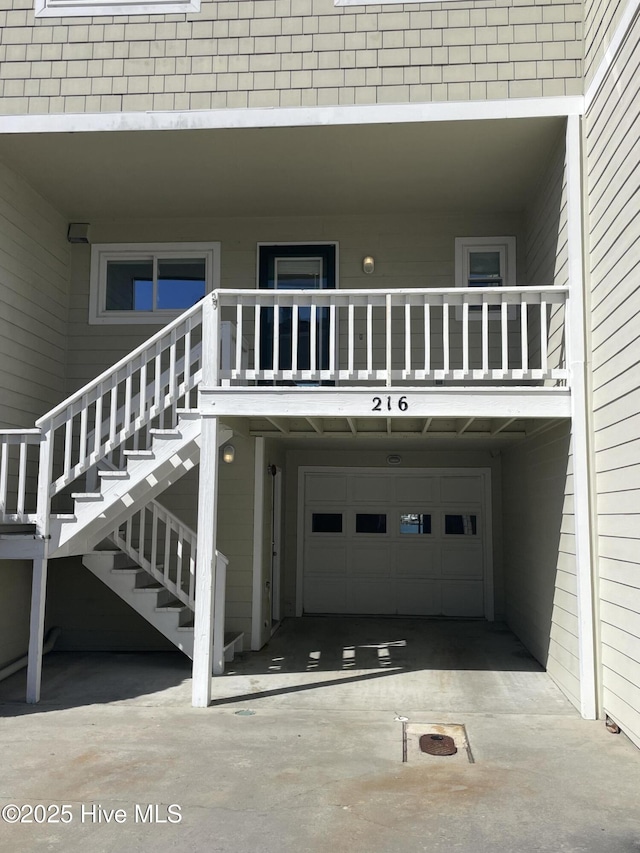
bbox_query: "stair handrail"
[110,498,201,609]
[34,297,209,534]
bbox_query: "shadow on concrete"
[0,617,548,715]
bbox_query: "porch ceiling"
[0,117,565,219]
[230,415,565,448]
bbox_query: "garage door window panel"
[355,513,387,534]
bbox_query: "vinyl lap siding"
[584,0,630,86]
[502,424,580,710]
[586,12,640,747]
[500,143,581,712]
[0,161,69,427]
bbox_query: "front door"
[258,244,336,376]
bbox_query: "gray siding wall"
[0,0,583,116]
[524,126,568,377]
[0,160,69,427]
[503,138,580,711]
[501,423,580,710]
[586,12,640,748]
[65,211,526,393]
[584,0,631,87]
[0,560,32,667]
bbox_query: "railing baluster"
[482,301,489,377]
[184,324,192,407]
[404,299,411,378]
[521,299,528,373]
[176,525,184,597]
[0,441,8,518]
[64,418,73,479]
[235,302,243,378]
[348,303,355,379]
[151,505,159,575]
[540,299,548,376]
[169,328,177,425]
[462,300,469,378]
[79,399,88,471]
[109,374,118,450]
[423,300,430,375]
[254,304,261,375]
[442,301,450,377]
[310,304,317,377]
[329,302,336,378]
[501,298,509,375]
[273,302,280,378]
[292,303,299,376]
[139,505,147,563]
[385,293,392,386]
[164,518,171,587]
[17,440,27,517]
[366,302,373,378]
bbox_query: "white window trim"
[35,0,199,16]
[454,236,516,321]
[89,242,219,326]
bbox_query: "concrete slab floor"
[0,619,638,853]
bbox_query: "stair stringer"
[49,417,232,558]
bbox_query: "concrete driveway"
[0,618,639,852]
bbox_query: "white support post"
[26,557,48,704]
[192,415,219,708]
[192,293,221,708]
[566,114,598,721]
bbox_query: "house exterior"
[0,0,638,746]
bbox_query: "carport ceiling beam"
[266,417,290,434]
[457,417,475,436]
[491,417,516,437]
[306,417,324,435]
[525,419,561,439]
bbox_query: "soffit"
[0,117,565,219]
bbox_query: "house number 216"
[372,396,409,412]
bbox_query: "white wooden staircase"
[0,299,243,673]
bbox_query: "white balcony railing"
[214,286,568,387]
[0,430,41,524]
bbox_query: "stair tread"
[98,470,129,478]
[71,492,102,500]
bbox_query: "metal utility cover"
[419,733,457,756]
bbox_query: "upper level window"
[36,0,199,15]
[455,236,516,318]
[89,243,218,325]
[455,236,516,290]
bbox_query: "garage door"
[302,469,488,617]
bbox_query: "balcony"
[201,285,572,421]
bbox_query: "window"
[444,514,478,536]
[355,514,387,534]
[454,236,516,318]
[35,0,199,17]
[312,513,343,533]
[400,513,432,535]
[89,243,219,325]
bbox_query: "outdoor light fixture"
[222,444,235,464]
[387,454,402,465]
[362,256,375,274]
